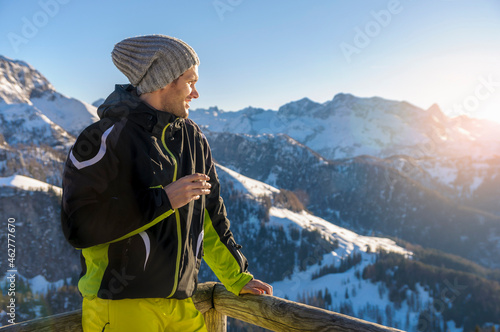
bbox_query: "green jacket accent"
[203,211,253,295]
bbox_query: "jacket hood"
[97,84,180,134]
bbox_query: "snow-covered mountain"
[190,94,500,161]
[0,55,99,185]
[189,97,500,219]
[0,102,74,147]
[0,55,98,138]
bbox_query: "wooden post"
[192,281,217,314]
[195,281,227,332]
[203,308,227,332]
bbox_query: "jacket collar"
[97,84,183,136]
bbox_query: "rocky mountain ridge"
[190,93,500,161]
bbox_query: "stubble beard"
[161,98,189,119]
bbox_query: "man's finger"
[250,280,273,295]
[263,284,273,295]
[187,182,211,192]
[183,173,210,182]
[192,188,210,195]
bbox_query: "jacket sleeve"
[61,120,173,249]
[201,136,253,296]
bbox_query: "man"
[61,34,272,331]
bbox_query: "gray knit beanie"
[111,35,200,94]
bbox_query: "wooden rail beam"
[0,282,404,332]
[0,310,83,332]
[212,283,404,332]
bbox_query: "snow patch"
[269,207,410,257]
[0,175,62,195]
[216,163,280,197]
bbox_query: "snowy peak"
[326,93,422,120]
[278,97,321,117]
[427,103,443,115]
[329,92,358,106]
[427,103,447,122]
[0,55,54,104]
[0,55,98,137]
[30,93,99,137]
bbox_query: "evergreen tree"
[324,288,332,307]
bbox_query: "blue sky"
[1,0,499,121]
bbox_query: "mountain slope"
[203,164,500,332]
[204,130,500,269]
[0,102,73,147]
[0,177,78,281]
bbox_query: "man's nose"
[191,86,199,99]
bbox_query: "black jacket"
[61,85,252,300]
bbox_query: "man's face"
[158,65,199,118]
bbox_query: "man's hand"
[239,279,273,296]
[164,173,211,209]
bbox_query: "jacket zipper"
[161,123,182,298]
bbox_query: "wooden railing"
[0,282,404,332]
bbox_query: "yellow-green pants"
[82,296,208,332]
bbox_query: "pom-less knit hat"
[111,35,200,94]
